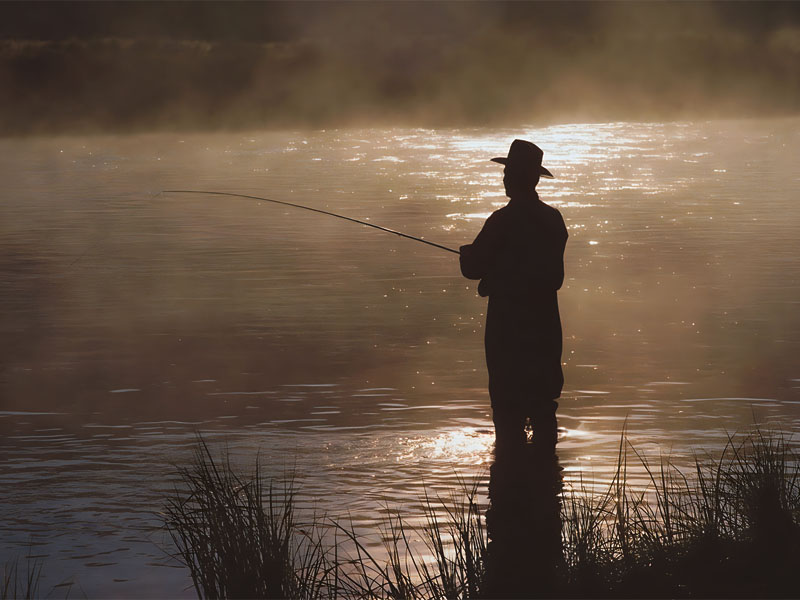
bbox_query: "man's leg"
[529,399,559,447]
[489,376,526,448]
[493,408,526,448]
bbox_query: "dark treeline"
[4,2,799,44]
[1,1,800,135]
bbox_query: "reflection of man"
[460,140,567,446]
[485,441,564,596]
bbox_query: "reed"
[1,556,41,600]
[163,437,336,599]
[332,480,487,599]
[560,427,800,597]
[164,428,800,599]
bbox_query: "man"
[460,139,568,447]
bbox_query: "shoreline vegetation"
[1,557,42,600]
[2,10,800,137]
[160,428,800,599]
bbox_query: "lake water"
[2,119,799,596]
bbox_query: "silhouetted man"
[460,140,567,447]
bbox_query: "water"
[2,119,799,595]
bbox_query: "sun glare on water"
[398,427,495,464]
[396,427,598,467]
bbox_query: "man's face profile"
[503,167,539,197]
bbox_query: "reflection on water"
[1,119,799,594]
[485,422,564,598]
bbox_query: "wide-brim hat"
[491,139,554,178]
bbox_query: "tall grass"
[1,556,41,600]
[332,483,486,599]
[163,437,337,599]
[164,428,800,599]
[164,438,486,599]
[1,554,78,600]
[560,428,800,597]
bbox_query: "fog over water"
[1,119,799,594]
[1,2,800,134]
[2,1,800,596]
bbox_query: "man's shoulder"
[487,198,564,227]
[491,203,512,215]
[534,200,568,241]
[537,199,563,217]
[538,200,566,226]
[484,205,511,225]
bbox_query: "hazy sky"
[1,1,799,134]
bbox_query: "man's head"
[492,139,553,197]
[503,166,540,197]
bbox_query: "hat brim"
[491,157,555,179]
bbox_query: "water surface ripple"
[1,120,799,595]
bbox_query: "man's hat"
[491,139,554,179]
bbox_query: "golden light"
[398,427,495,464]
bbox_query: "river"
[1,119,799,596]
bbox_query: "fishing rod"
[160,190,460,255]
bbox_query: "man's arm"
[551,214,569,290]
[459,214,499,281]
[536,213,568,292]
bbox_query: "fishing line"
[161,189,460,255]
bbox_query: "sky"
[1,1,799,134]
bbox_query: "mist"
[3,5,800,592]
[1,1,799,135]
